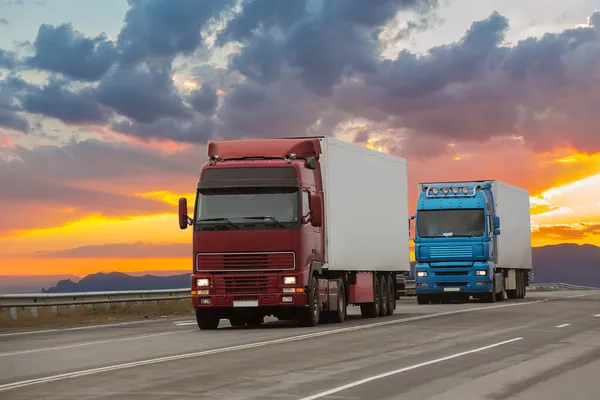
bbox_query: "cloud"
[0,76,29,132]
[116,0,237,64]
[34,241,189,258]
[26,23,119,82]
[20,77,113,125]
[0,139,207,234]
[0,18,8,25]
[97,62,192,124]
[532,223,600,240]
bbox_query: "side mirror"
[309,193,323,227]
[494,228,501,236]
[178,197,191,230]
[494,215,500,229]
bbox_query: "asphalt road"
[0,290,599,399]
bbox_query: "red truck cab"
[178,138,326,329]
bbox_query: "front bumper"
[415,279,492,294]
[192,292,308,308]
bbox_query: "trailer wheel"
[378,274,388,317]
[299,276,320,327]
[385,275,395,316]
[196,309,220,330]
[330,278,347,323]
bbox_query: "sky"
[0,0,599,277]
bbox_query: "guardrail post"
[51,306,58,315]
[10,307,17,320]
[70,305,76,311]
[31,307,39,318]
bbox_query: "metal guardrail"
[528,283,600,291]
[0,280,595,310]
[0,289,191,308]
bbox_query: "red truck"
[178,136,411,329]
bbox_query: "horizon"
[1,1,599,278]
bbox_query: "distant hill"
[0,275,80,294]
[27,243,600,293]
[41,272,191,293]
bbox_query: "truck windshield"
[195,187,299,225]
[417,209,485,237]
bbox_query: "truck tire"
[196,309,219,330]
[385,275,395,316]
[360,273,380,318]
[507,269,517,300]
[378,274,388,317]
[330,278,347,323]
[299,276,320,327]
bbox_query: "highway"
[0,290,599,399]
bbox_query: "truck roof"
[207,138,322,161]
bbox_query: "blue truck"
[413,180,533,304]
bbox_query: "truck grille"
[213,275,278,294]
[196,252,295,272]
[434,271,468,276]
[437,282,467,287]
[429,246,473,259]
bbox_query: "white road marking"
[594,314,600,318]
[0,299,547,392]
[0,330,196,357]
[298,337,524,400]
[556,323,571,328]
[0,318,191,338]
[566,294,588,298]
[174,322,198,326]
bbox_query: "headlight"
[283,276,297,285]
[475,270,487,276]
[417,271,428,277]
[432,187,439,195]
[452,187,459,194]
[462,187,469,194]
[442,187,449,194]
[196,278,210,287]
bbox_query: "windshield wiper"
[242,216,286,229]
[452,234,475,237]
[198,217,239,229]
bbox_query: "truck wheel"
[360,273,380,318]
[330,278,347,323]
[417,295,429,305]
[521,271,527,299]
[299,276,320,327]
[378,274,388,317]
[196,309,219,330]
[385,275,395,316]
[487,279,496,303]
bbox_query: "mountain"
[0,275,80,294]
[41,272,191,293]
[23,244,600,293]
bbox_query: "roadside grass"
[0,299,195,333]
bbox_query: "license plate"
[233,300,258,307]
[443,287,460,292]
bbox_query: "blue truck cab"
[413,181,504,304]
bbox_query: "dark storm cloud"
[26,23,119,82]
[0,49,17,69]
[21,77,112,125]
[0,76,29,132]
[96,62,192,124]
[112,115,214,144]
[188,84,218,115]
[117,0,237,64]
[215,0,309,45]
